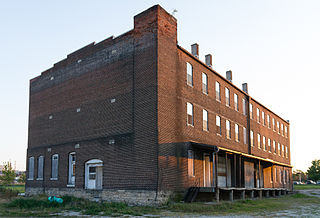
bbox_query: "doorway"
[85,159,103,190]
[203,153,211,187]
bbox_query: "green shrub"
[7,198,61,209]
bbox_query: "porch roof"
[218,147,293,168]
[190,142,219,153]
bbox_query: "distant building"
[26,5,292,205]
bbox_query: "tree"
[307,159,320,182]
[293,169,307,182]
[18,172,26,184]
[0,161,16,186]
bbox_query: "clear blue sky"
[1,0,319,171]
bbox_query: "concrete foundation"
[25,187,171,206]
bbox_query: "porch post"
[215,153,219,203]
[225,153,228,187]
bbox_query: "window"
[281,123,284,136]
[275,168,277,182]
[273,141,276,154]
[216,82,221,101]
[37,156,44,180]
[278,143,281,156]
[257,134,261,149]
[263,136,266,151]
[203,109,208,131]
[216,115,221,135]
[286,146,288,158]
[267,115,270,128]
[268,138,271,152]
[28,157,34,180]
[225,88,230,106]
[187,102,194,126]
[68,152,76,186]
[202,73,208,94]
[249,103,253,119]
[273,118,275,131]
[282,145,285,157]
[51,154,59,180]
[257,108,260,123]
[188,150,195,177]
[250,130,254,146]
[262,111,265,125]
[277,121,280,134]
[242,98,246,115]
[234,94,238,111]
[226,120,231,139]
[285,126,288,138]
[187,62,193,86]
[235,124,239,142]
[243,127,247,144]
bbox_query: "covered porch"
[184,142,292,202]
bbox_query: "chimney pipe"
[242,83,248,94]
[191,43,199,58]
[205,54,212,68]
[226,70,232,83]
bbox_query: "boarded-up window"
[216,115,221,135]
[243,127,247,144]
[234,94,238,111]
[187,62,193,86]
[188,150,194,177]
[268,138,272,152]
[242,98,246,115]
[226,120,231,139]
[216,82,221,101]
[203,109,208,131]
[187,102,193,126]
[51,154,59,179]
[202,73,208,94]
[28,157,34,180]
[250,130,254,147]
[225,88,230,106]
[235,124,239,142]
[37,156,44,180]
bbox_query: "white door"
[88,166,96,189]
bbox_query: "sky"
[0,0,319,171]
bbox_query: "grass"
[294,184,320,190]
[0,192,320,217]
[0,184,25,193]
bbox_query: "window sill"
[203,129,209,132]
[187,124,194,127]
[216,133,222,136]
[36,178,43,181]
[202,92,208,96]
[67,184,75,188]
[27,178,34,181]
[216,99,221,103]
[50,178,58,181]
[187,83,193,88]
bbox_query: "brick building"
[26,5,292,204]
